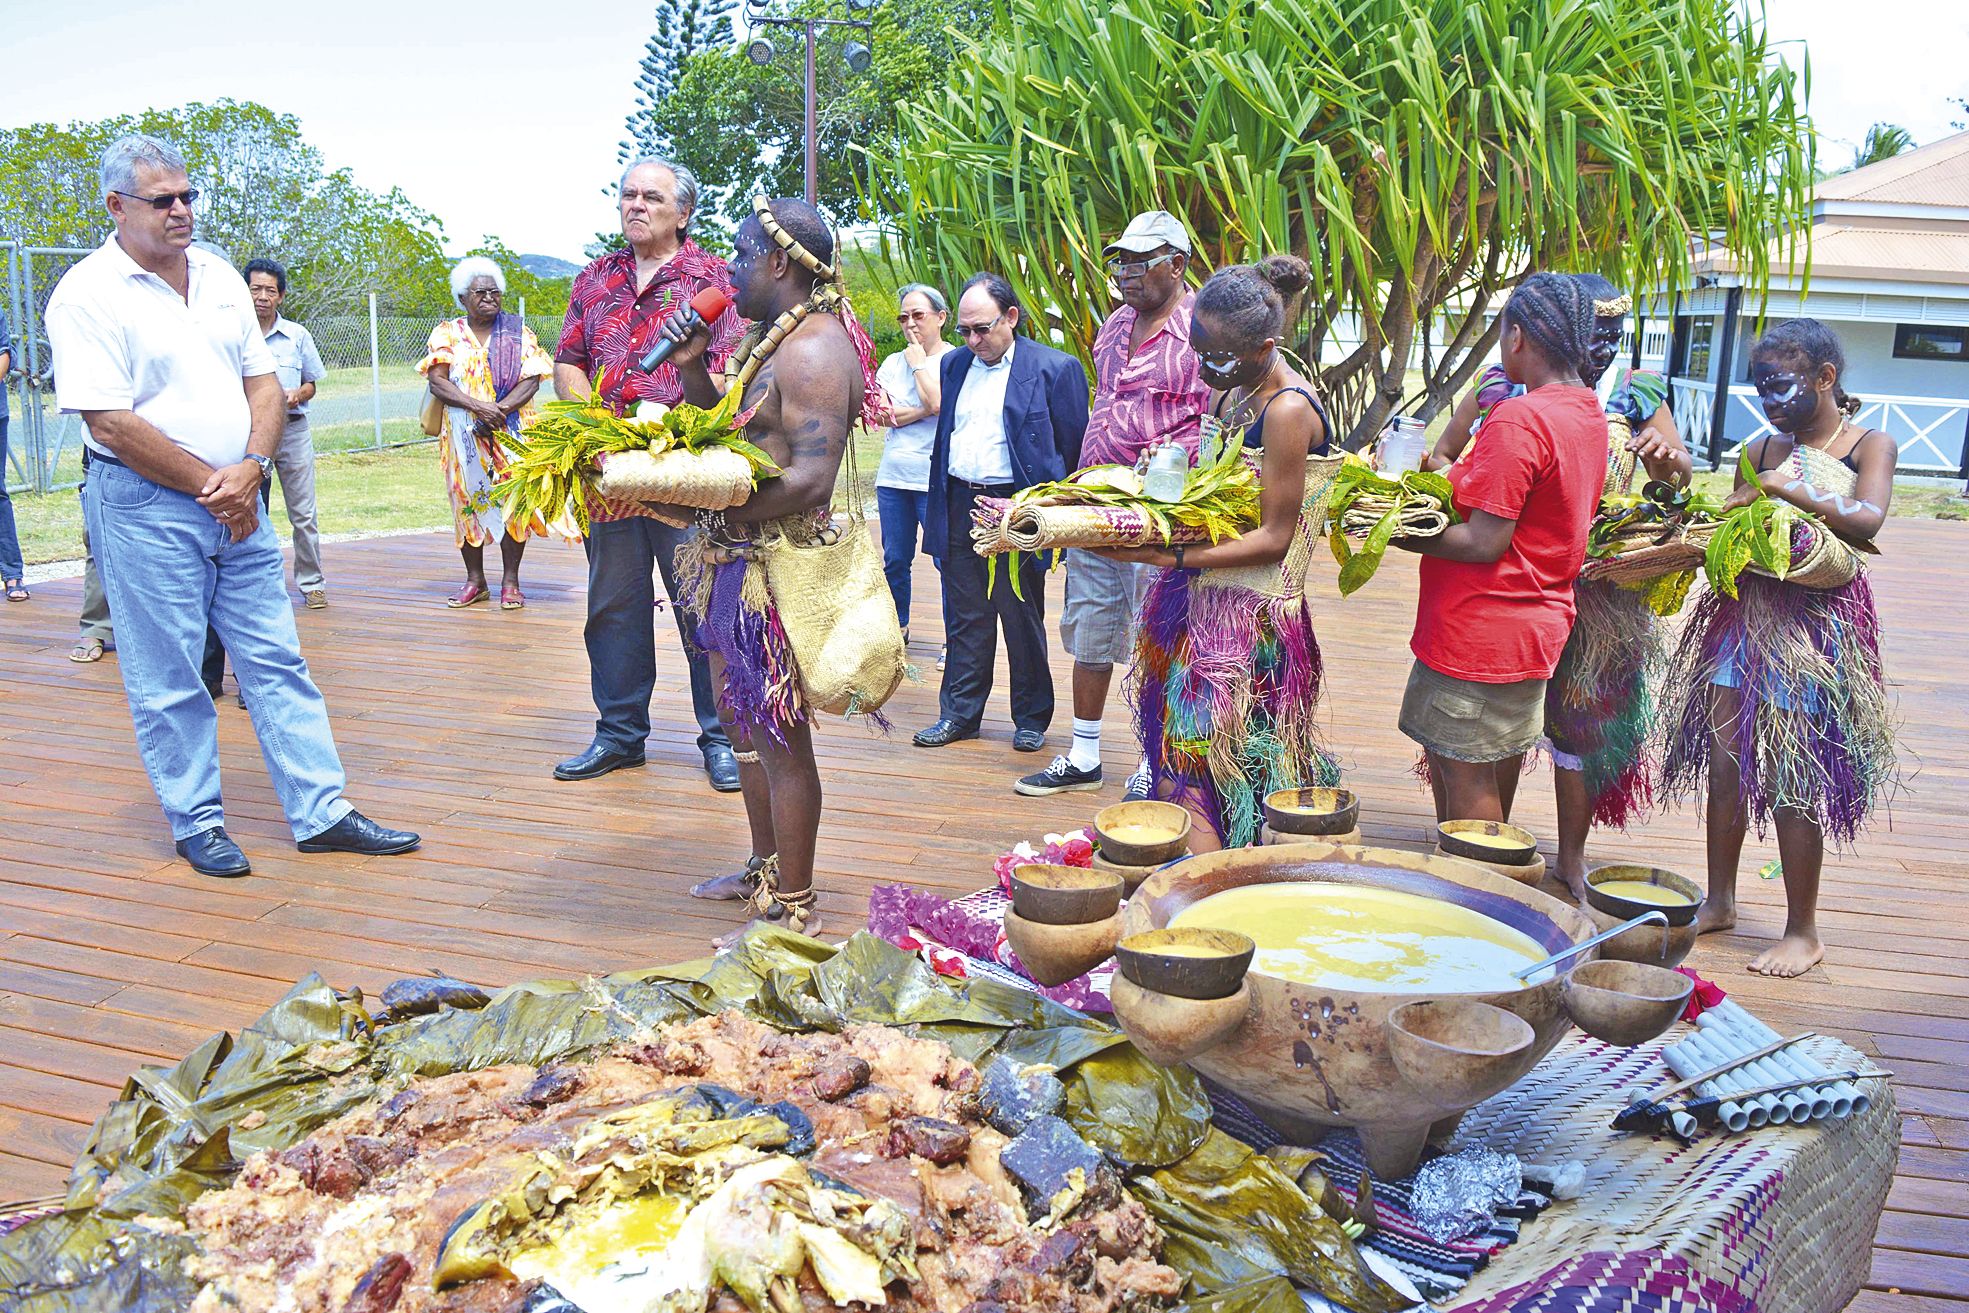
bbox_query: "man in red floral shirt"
[551,156,746,790]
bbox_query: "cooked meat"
[344,1253,412,1313]
[182,1012,1177,1313]
[811,1054,872,1102]
[886,1116,972,1166]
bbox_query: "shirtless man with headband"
[653,196,889,940]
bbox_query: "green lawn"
[11,424,1960,570]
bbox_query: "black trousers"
[937,478,1054,733]
[582,516,727,755]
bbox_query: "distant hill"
[518,253,581,280]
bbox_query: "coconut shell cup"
[1262,787,1361,838]
[1114,928,1255,1001]
[1003,907,1125,987]
[1093,801,1193,867]
[1009,864,1124,927]
[1562,959,1693,1046]
[1437,819,1539,867]
[1585,865,1703,927]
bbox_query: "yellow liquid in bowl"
[1452,830,1532,851]
[1594,879,1692,907]
[1171,883,1544,993]
[1104,824,1182,845]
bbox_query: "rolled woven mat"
[592,446,757,509]
[1339,494,1450,540]
[1582,539,1708,585]
[970,496,1217,556]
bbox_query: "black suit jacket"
[924,336,1090,558]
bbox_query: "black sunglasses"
[115,188,199,211]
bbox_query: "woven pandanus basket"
[1752,520,1864,590]
[592,446,757,510]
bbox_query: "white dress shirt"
[947,340,1017,485]
[47,236,276,469]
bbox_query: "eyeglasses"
[467,286,502,298]
[956,313,1005,339]
[1105,252,1179,277]
[897,310,940,324]
[1751,371,1806,404]
[114,188,199,211]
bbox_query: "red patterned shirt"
[1077,291,1208,469]
[556,240,747,523]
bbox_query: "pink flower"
[992,840,1041,893]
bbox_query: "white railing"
[1670,378,1967,474]
[1670,378,1717,463]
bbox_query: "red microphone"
[638,286,730,373]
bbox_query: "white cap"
[1105,210,1191,257]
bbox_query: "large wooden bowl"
[1109,842,1598,1178]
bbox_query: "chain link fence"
[3,240,562,495]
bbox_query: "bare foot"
[712,906,825,951]
[1747,933,1822,978]
[1556,862,1588,905]
[690,866,762,901]
[1695,901,1737,935]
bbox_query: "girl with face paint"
[1093,256,1339,850]
[1659,318,1900,980]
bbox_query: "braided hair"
[1194,254,1311,350]
[1752,318,1862,417]
[1501,271,1595,380]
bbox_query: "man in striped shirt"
[1015,211,1209,799]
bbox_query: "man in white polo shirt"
[46,134,418,878]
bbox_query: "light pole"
[745,0,874,208]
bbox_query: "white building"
[1655,130,1969,474]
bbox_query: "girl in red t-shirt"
[1396,273,1609,825]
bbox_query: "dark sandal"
[500,583,525,610]
[3,579,27,602]
[446,581,489,608]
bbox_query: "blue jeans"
[82,459,352,842]
[583,516,728,754]
[875,484,940,632]
[0,416,22,581]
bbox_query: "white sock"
[1068,718,1103,772]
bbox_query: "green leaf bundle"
[1325,462,1460,596]
[492,382,775,535]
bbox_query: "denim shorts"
[1399,659,1548,763]
[1059,549,1149,667]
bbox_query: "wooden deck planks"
[2,521,1966,1302]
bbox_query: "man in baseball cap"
[1016,208,1207,800]
[1104,210,1193,258]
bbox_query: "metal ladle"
[1514,910,1669,983]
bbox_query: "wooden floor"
[1,522,1965,1305]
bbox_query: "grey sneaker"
[303,589,327,610]
[1122,762,1153,801]
[1015,756,1104,797]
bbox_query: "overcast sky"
[1,0,1964,262]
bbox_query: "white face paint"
[1783,478,1881,519]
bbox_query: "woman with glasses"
[1661,318,1899,979]
[418,257,562,609]
[1093,256,1337,850]
[874,283,952,650]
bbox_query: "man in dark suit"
[915,273,1090,752]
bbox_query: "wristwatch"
[246,453,273,480]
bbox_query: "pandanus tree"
[863,0,1813,446]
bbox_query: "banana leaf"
[0,930,1400,1313]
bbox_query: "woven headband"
[1593,294,1633,318]
[754,196,839,284]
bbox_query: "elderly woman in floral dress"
[418,257,560,609]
